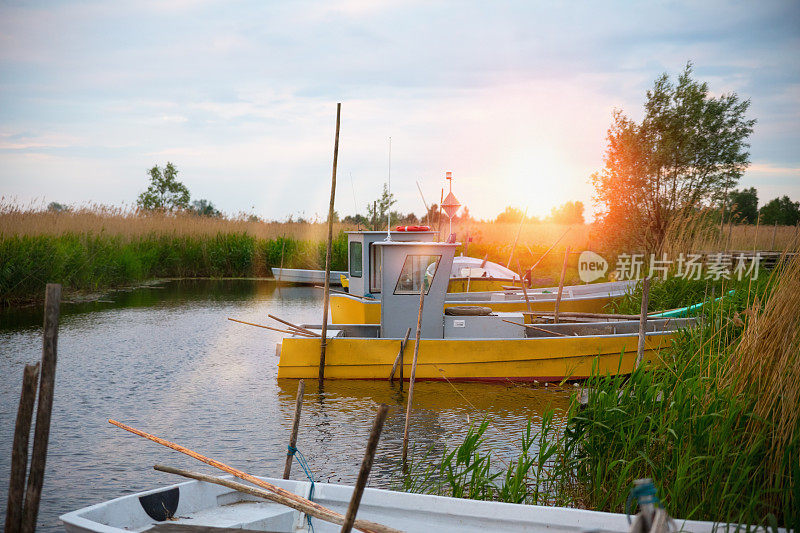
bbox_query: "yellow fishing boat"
[277,239,692,382]
[330,230,633,324]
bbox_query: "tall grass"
[0,231,347,306]
[396,258,798,527]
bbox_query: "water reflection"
[0,279,571,532]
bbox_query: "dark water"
[0,280,570,531]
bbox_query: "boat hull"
[61,476,723,533]
[278,333,673,381]
[272,268,347,285]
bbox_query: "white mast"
[385,136,392,241]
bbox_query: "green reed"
[396,272,797,528]
[0,232,348,306]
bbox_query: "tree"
[366,183,397,229]
[47,202,68,212]
[137,162,190,212]
[495,206,526,224]
[591,63,755,251]
[548,201,585,224]
[727,187,758,223]
[189,199,221,217]
[759,196,800,225]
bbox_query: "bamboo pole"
[506,208,527,269]
[340,404,389,533]
[501,319,568,337]
[635,276,651,368]
[517,260,532,313]
[553,246,570,324]
[389,328,411,385]
[21,283,61,533]
[523,227,570,284]
[402,285,426,471]
[228,318,317,337]
[153,465,399,533]
[524,311,645,320]
[320,103,341,385]
[109,419,386,533]
[436,189,444,241]
[5,363,40,533]
[268,314,321,338]
[313,286,378,301]
[283,380,305,479]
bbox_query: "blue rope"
[288,445,315,532]
[625,480,662,524]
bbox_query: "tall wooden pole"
[319,103,341,386]
[5,363,40,533]
[635,276,651,369]
[506,208,527,269]
[402,285,426,471]
[21,283,61,533]
[553,247,570,324]
[340,404,389,533]
[283,380,305,479]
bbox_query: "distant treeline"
[0,233,347,307]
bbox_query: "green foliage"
[366,183,397,228]
[47,202,69,212]
[548,201,585,224]
[592,62,756,252]
[189,199,221,217]
[759,195,800,225]
[137,162,190,211]
[494,206,537,224]
[0,232,349,306]
[726,187,758,223]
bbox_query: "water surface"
[0,279,570,531]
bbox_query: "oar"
[227,318,317,337]
[153,465,400,533]
[502,319,569,337]
[108,420,383,533]
[268,314,321,338]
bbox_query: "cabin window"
[369,243,381,293]
[394,255,441,295]
[349,242,362,278]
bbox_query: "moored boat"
[272,267,348,285]
[278,239,694,382]
[60,476,723,532]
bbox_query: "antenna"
[385,136,392,241]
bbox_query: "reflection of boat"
[331,230,633,324]
[61,476,720,532]
[278,239,694,382]
[272,268,347,285]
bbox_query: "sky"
[1,0,798,221]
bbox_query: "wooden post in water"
[402,285,426,471]
[635,276,651,369]
[389,328,411,386]
[283,380,305,479]
[340,404,389,533]
[506,208,527,269]
[21,283,61,533]
[553,246,570,324]
[5,363,40,533]
[319,103,341,386]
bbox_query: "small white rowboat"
[271,268,347,285]
[61,476,725,533]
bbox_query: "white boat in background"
[60,476,725,533]
[272,268,347,285]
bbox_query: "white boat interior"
[60,476,727,533]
